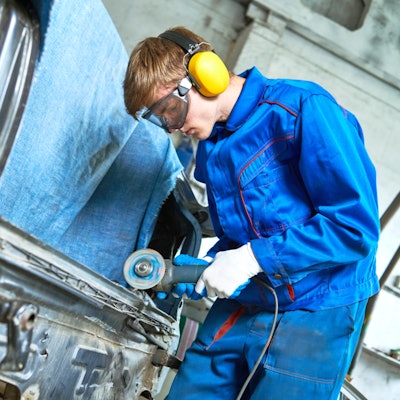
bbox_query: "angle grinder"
[123,249,208,292]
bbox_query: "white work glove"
[195,243,263,299]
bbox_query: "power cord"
[236,278,279,400]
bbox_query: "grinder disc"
[123,249,166,289]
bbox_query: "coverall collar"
[225,67,267,132]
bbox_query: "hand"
[194,243,262,299]
[156,254,211,300]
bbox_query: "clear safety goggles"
[142,77,192,132]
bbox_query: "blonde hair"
[123,26,212,119]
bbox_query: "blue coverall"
[167,67,380,399]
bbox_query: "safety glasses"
[142,77,192,132]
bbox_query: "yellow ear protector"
[159,30,229,97]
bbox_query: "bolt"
[134,260,153,277]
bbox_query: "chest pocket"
[239,140,314,237]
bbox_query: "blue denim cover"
[0,0,182,283]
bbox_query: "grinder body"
[123,249,208,292]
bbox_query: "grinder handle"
[154,260,209,292]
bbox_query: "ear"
[188,52,229,97]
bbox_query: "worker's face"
[180,88,219,141]
[144,79,218,141]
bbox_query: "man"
[124,26,380,400]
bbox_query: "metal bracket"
[0,301,38,371]
[152,348,182,370]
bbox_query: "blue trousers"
[167,298,367,399]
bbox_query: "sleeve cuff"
[250,238,290,287]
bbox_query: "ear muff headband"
[159,30,229,97]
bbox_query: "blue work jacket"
[195,67,380,311]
